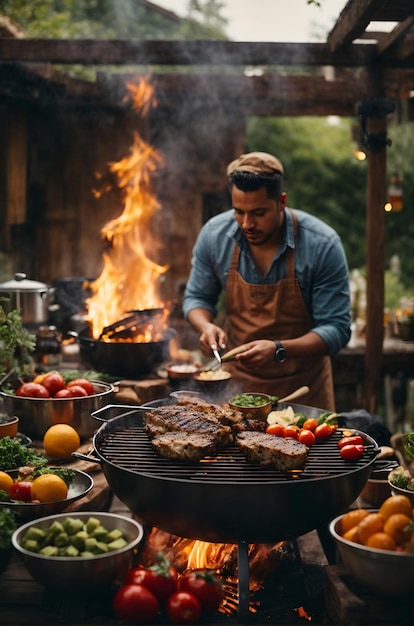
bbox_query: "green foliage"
[0,304,36,378]
[0,507,16,551]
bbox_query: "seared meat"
[175,397,244,427]
[233,419,268,433]
[150,432,217,462]
[144,405,232,447]
[236,431,308,471]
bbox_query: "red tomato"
[340,444,364,461]
[9,481,33,502]
[337,435,364,449]
[166,591,202,624]
[180,570,223,613]
[67,385,88,398]
[42,372,66,397]
[298,428,316,447]
[15,382,50,399]
[266,424,285,437]
[283,425,300,440]
[302,417,318,432]
[314,423,335,441]
[67,378,95,395]
[112,584,159,623]
[54,388,73,398]
[124,563,178,602]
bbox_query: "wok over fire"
[85,78,169,342]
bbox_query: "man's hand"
[199,323,227,358]
[232,340,275,369]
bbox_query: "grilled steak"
[150,432,217,462]
[233,419,268,433]
[144,405,232,447]
[236,431,308,471]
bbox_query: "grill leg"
[237,541,250,621]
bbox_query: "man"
[182,151,351,410]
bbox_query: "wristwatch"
[274,340,286,363]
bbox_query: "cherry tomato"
[180,570,223,613]
[284,425,300,440]
[41,372,65,396]
[302,417,318,432]
[67,378,95,395]
[9,481,33,502]
[337,435,364,449]
[166,591,202,624]
[340,444,364,461]
[67,385,88,398]
[266,424,285,437]
[54,388,73,398]
[124,561,178,603]
[298,428,316,447]
[314,423,335,441]
[15,382,50,398]
[112,584,159,623]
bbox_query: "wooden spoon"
[278,385,310,404]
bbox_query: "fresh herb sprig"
[405,432,414,460]
[0,302,36,378]
[0,507,16,550]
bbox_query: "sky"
[155,0,348,42]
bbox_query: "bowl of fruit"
[329,494,414,597]
[0,371,114,440]
[12,511,144,588]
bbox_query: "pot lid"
[0,272,50,292]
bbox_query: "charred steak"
[236,431,308,471]
[150,432,217,462]
[144,405,232,447]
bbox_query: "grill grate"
[96,415,378,485]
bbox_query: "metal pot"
[0,273,54,325]
[78,401,380,544]
[72,327,176,379]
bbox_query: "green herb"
[405,432,414,460]
[0,506,17,550]
[32,466,76,485]
[0,303,36,379]
[0,436,48,471]
[229,394,270,408]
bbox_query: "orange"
[30,474,68,503]
[383,513,412,546]
[379,495,412,521]
[357,512,384,545]
[0,471,13,494]
[339,509,370,535]
[365,532,396,551]
[43,424,80,459]
[342,526,361,543]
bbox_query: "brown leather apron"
[225,211,335,411]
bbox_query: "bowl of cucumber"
[12,511,144,588]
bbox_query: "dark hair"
[228,170,283,200]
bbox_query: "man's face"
[231,185,287,246]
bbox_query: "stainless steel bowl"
[1,468,94,519]
[0,380,114,440]
[12,511,144,588]
[329,512,414,597]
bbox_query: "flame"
[86,78,169,339]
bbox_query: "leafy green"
[0,303,36,379]
[405,433,414,460]
[32,466,76,485]
[0,436,48,471]
[0,507,17,550]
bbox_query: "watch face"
[274,341,286,362]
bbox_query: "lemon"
[43,424,80,459]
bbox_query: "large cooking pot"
[72,326,176,379]
[0,273,54,325]
[78,401,380,544]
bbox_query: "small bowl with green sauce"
[228,392,273,420]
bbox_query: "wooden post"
[363,116,387,414]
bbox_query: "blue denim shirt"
[182,208,351,356]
